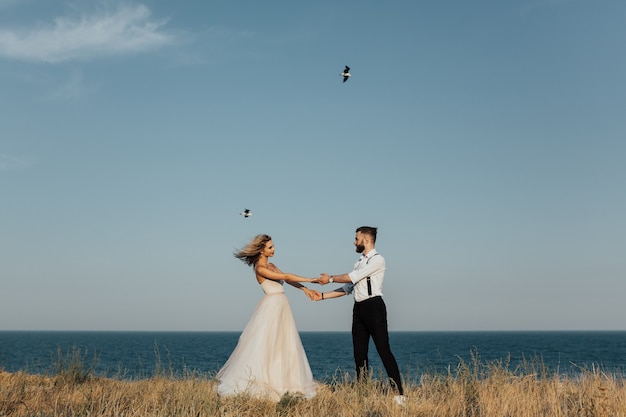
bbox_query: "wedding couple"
[216,226,406,406]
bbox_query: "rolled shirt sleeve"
[348,256,385,284]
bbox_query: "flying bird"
[240,209,252,218]
[341,66,351,82]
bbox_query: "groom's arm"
[317,273,350,285]
[317,288,347,301]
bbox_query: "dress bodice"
[260,279,285,295]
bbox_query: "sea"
[1,331,625,383]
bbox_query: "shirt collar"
[361,249,378,260]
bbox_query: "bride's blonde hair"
[234,234,272,266]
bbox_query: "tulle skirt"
[216,293,317,401]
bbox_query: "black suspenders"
[364,254,378,296]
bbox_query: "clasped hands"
[303,274,332,301]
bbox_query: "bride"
[216,234,319,401]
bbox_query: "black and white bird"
[341,65,351,82]
[240,209,252,218]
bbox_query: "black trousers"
[352,296,403,395]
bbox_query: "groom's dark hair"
[356,226,377,243]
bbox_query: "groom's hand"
[316,273,330,285]
[308,290,322,301]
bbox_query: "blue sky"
[2,0,625,331]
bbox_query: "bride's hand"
[304,288,321,301]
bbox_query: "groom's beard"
[355,244,365,253]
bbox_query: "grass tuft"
[52,345,99,385]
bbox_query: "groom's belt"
[355,295,382,304]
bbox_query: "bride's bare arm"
[270,265,321,300]
[255,264,313,283]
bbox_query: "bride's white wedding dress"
[216,278,317,401]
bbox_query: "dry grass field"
[1,352,625,417]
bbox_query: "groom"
[313,226,405,405]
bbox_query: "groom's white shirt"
[340,249,386,302]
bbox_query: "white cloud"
[0,3,176,63]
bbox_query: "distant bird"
[341,65,351,82]
[240,209,252,218]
